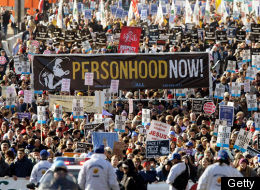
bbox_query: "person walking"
[78,145,120,190]
[29,149,52,185]
[197,150,243,190]
[166,153,190,190]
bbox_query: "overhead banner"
[32,53,209,90]
[118,26,142,53]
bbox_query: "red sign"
[203,102,216,115]
[118,26,141,53]
[0,56,7,65]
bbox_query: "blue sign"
[123,10,128,18]
[150,4,158,15]
[118,0,122,8]
[111,5,117,15]
[18,112,31,120]
[92,132,119,149]
[219,105,234,126]
[84,9,92,19]
[34,90,43,94]
[116,8,124,18]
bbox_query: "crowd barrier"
[0,177,28,190]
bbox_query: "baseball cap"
[186,141,193,147]
[169,153,181,161]
[94,145,105,154]
[40,149,50,158]
[217,150,229,160]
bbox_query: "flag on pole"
[204,0,211,24]
[100,0,106,28]
[127,1,134,26]
[221,0,228,23]
[38,0,44,13]
[73,0,79,23]
[169,0,176,28]
[185,0,192,24]
[233,0,239,19]
[193,0,200,26]
[215,0,222,15]
[156,1,164,25]
[132,0,139,18]
[57,0,63,28]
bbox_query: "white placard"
[244,80,250,93]
[214,83,225,99]
[227,60,236,73]
[115,115,126,132]
[214,119,227,136]
[233,129,253,153]
[254,113,260,131]
[54,104,63,121]
[142,109,151,125]
[61,78,71,92]
[230,82,241,97]
[22,60,30,74]
[110,80,119,93]
[245,67,256,81]
[14,55,22,74]
[72,99,84,119]
[85,72,94,86]
[95,91,105,107]
[216,125,231,148]
[129,99,133,113]
[146,120,171,141]
[94,113,103,123]
[246,94,257,111]
[37,106,46,124]
[24,90,33,103]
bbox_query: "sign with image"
[37,106,46,124]
[216,124,231,148]
[219,105,234,126]
[234,129,253,153]
[115,115,126,132]
[72,99,84,119]
[146,140,170,158]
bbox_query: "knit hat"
[94,145,105,154]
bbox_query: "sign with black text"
[146,140,170,158]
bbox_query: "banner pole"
[41,123,43,144]
[88,85,90,96]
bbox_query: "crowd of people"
[1,0,260,190]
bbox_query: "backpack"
[172,163,189,190]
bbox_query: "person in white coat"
[166,153,189,190]
[197,150,243,190]
[30,149,52,185]
[78,145,120,190]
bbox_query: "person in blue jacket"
[139,160,157,188]
[10,148,33,180]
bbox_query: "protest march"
[0,0,260,189]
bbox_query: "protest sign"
[94,114,103,123]
[49,95,100,113]
[244,80,250,93]
[115,115,126,132]
[175,89,186,97]
[84,9,92,19]
[53,105,62,121]
[103,89,111,104]
[246,146,260,157]
[22,60,30,74]
[14,55,22,74]
[85,72,94,86]
[92,132,118,149]
[214,83,225,99]
[118,26,142,53]
[252,55,260,69]
[219,105,234,126]
[236,31,246,42]
[214,119,227,136]
[243,49,251,62]
[113,141,126,159]
[76,142,88,153]
[246,94,257,111]
[17,112,31,120]
[61,79,70,92]
[146,140,170,158]
[37,106,46,124]
[245,67,256,81]
[129,99,133,113]
[95,91,105,108]
[192,99,204,114]
[146,120,171,141]
[5,87,16,108]
[234,129,253,153]
[216,31,227,43]
[216,125,231,148]
[72,99,84,119]
[203,101,216,115]
[142,109,151,125]
[141,10,147,20]
[0,56,7,65]
[254,113,260,131]
[24,90,33,104]
[110,80,119,93]
[226,60,236,73]
[84,123,105,132]
[230,82,241,97]
[115,8,124,18]
[33,53,210,90]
